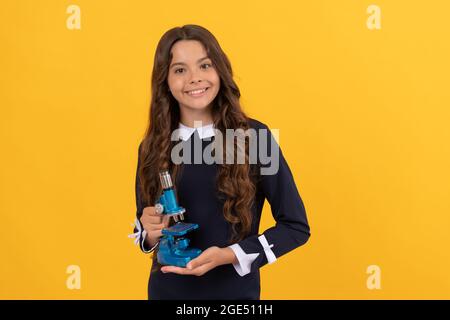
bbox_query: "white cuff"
[228,244,259,277]
[128,218,159,254]
[258,235,276,264]
[140,229,159,253]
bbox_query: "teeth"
[187,88,207,95]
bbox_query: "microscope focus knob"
[155,203,164,214]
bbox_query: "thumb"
[162,215,170,228]
[186,254,207,270]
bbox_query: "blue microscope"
[155,170,202,267]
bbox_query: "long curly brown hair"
[138,24,256,250]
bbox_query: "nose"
[189,69,203,84]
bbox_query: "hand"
[160,246,237,276]
[139,206,170,247]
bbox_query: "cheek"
[211,71,220,87]
[209,72,220,92]
[167,75,184,94]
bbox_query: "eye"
[201,63,212,69]
[174,68,185,74]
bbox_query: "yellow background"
[1,0,449,299]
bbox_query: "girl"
[130,24,311,300]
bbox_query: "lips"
[185,87,209,96]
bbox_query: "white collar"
[177,122,216,141]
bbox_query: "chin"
[183,100,213,110]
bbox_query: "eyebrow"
[170,56,210,69]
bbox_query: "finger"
[190,262,214,276]
[147,229,163,239]
[161,266,192,275]
[186,254,211,270]
[142,215,163,224]
[162,262,214,276]
[142,206,155,216]
[162,215,171,227]
[144,223,165,231]
[143,206,162,217]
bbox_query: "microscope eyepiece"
[159,170,173,189]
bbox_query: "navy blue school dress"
[130,118,311,300]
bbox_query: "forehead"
[170,40,208,62]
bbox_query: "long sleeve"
[229,123,311,276]
[129,142,159,254]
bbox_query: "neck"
[179,105,214,128]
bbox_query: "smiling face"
[167,40,220,122]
